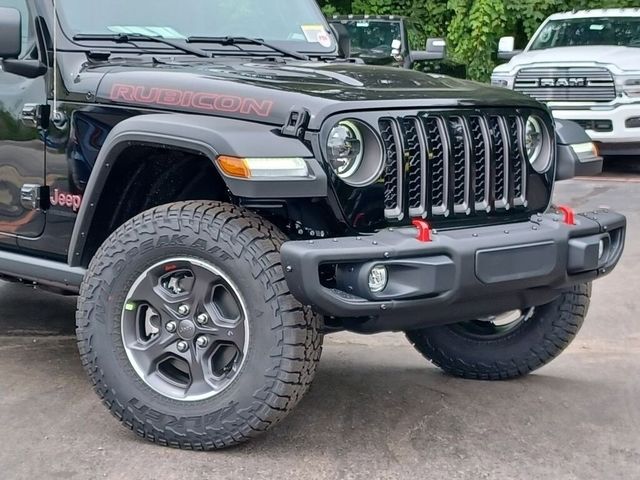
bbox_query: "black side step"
[0,250,86,293]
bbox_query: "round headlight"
[326,120,384,186]
[327,120,364,179]
[525,116,551,173]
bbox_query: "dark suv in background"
[328,14,466,77]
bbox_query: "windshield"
[57,0,335,54]
[332,20,402,65]
[530,17,640,50]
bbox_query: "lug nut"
[166,321,177,333]
[177,304,190,316]
[196,336,209,348]
[196,313,209,325]
[176,340,189,353]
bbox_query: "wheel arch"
[68,113,323,267]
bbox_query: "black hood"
[79,57,544,129]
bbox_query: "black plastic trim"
[281,210,626,332]
[556,145,603,180]
[555,119,603,180]
[0,250,85,292]
[68,113,327,266]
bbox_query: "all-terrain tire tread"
[406,284,591,380]
[76,201,322,450]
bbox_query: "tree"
[319,0,639,80]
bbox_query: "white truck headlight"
[491,76,509,88]
[623,79,640,98]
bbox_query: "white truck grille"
[514,67,616,103]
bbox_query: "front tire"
[406,284,591,380]
[76,201,322,449]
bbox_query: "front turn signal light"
[217,156,251,178]
[571,142,599,157]
[217,156,309,179]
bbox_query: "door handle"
[20,103,41,128]
[20,184,46,211]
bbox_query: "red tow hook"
[412,219,433,242]
[557,205,576,226]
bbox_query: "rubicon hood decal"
[109,84,274,117]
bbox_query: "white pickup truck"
[492,9,640,157]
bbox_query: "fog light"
[626,117,640,129]
[598,240,605,260]
[368,265,388,293]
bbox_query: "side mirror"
[329,23,351,59]
[408,38,446,67]
[0,8,47,78]
[0,7,22,59]
[426,38,446,57]
[497,36,522,60]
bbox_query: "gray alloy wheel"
[448,308,536,341]
[121,257,249,402]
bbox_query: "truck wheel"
[76,201,322,449]
[406,284,591,380]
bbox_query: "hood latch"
[281,108,310,139]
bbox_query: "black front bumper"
[281,210,626,332]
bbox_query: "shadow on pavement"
[603,156,640,175]
[0,281,76,336]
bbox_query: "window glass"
[57,0,334,53]
[341,20,402,53]
[531,17,640,50]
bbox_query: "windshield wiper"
[187,36,309,61]
[73,33,211,58]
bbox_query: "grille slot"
[379,119,403,219]
[514,67,616,103]
[380,111,530,221]
[399,118,425,216]
[423,116,447,215]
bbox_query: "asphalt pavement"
[0,169,639,480]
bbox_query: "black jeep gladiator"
[0,0,625,450]
[328,14,445,68]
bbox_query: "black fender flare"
[555,118,603,181]
[68,113,327,266]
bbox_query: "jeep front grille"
[378,112,529,221]
[514,67,616,103]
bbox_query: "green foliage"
[319,0,640,80]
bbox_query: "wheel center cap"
[177,319,196,340]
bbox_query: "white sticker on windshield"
[590,24,605,31]
[317,32,332,48]
[356,22,370,27]
[301,24,332,47]
[107,26,186,39]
